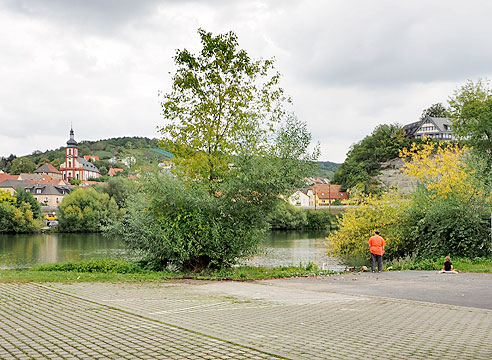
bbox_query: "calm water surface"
[0,231,343,270]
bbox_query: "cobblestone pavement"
[47,279,492,360]
[0,283,281,359]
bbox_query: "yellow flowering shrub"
[327,191,410,260]
[0,189,16,206]
[399,140,473,199]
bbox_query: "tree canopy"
[332,124,412,193]
[10,157,36,175]
[159,28,288,184]
[448,79,492,165]
[112,29,317,271]
[420,103,448,120]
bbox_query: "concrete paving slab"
[49,273,492,360]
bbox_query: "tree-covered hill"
[311,161,340,179]
[332,124,416,193]
[1,136,339,178]
[0,137,172,174]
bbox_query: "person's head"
[375,230,380,235]
[445,256,451,262]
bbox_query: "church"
[59,128,101,181]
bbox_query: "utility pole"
[328,182,331,212]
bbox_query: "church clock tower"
[61,127,79,180]
[59,127,101,181]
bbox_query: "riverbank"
[0,261,335,283]
[2,255,492,284]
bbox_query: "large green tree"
[159,28,288,185]
[448,79,492,165]
[0,190,42,233]
[420,103,448,121]
[58,188,122,232]
[14,187,41,219]
[333,124,412,193]
[113,29,317,271]
[10,157,36,175]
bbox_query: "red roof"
[0,174,19,182]
[310,184,348,200]
[108,168,124,176]
[83,155,100,161]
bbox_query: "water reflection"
[0,231,343,270]
[243,231,344,270]
[0,233,127,269]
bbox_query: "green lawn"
[387,256,492,272]
[0,260,335,283]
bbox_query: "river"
[0,231,344,270]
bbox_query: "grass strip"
[0,259,336,283]
[386,256,492,272]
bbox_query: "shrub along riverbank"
[1,258,492,283]
[0,259,335,283]
[387,256,492,272]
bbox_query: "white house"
[288,190,310,207]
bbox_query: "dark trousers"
[371,253,383,272]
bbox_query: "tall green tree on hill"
[113,29,317,271]
[333,124,411,193]
[10,157,36,175]
[448,79,492,167]
[420,103,448,120]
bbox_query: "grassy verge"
[0,259,336,283]
[387,256,492,272]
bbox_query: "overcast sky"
[1,0,491,163]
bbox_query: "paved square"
[2,272,492,359]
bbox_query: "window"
[36,189,41,194]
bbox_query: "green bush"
[109,171,283,271]
[0,202,43,233]
[58,188,122,232]
[402,189,491,258]
[34,259,144,273]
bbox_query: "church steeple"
[67,126,78,147]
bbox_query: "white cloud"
[1,0,492,162]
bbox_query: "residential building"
[0,179,72,205]
[83,155,100,162]
[403,116,454,140]
[0,173,18,183]
[288,183,348,207]
[59,128,101,181]
[0,179,36,195]
[288,190,310,207]
[309,184,348,206]
[34,163,63,179]
[26,184,72,206]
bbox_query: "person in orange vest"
[368,230,386,273]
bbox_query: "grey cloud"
[2,0,164,33]
[266,1,492,86]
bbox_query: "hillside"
[311,161,340,179]
[1,136,339,179]
[0,137,173,174]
